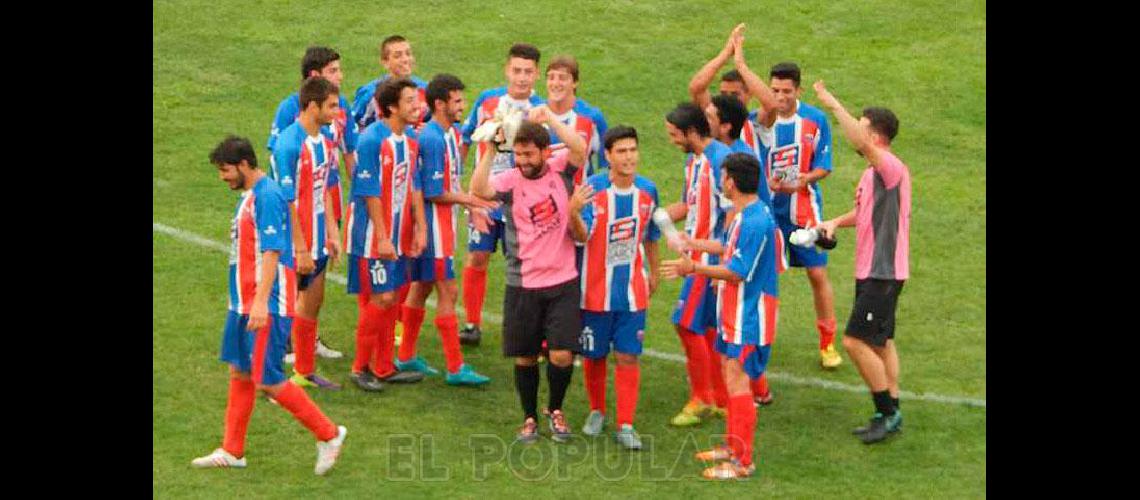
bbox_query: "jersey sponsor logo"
[527,194,563,238]
[769,144,802,182]
[392,161,409,209]
[606,216,638,267]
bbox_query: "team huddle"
[193,23,913,480]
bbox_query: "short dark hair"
[769,62,801,87]
[508,43,540,63]
[210,135,258,168]
[426,73,465,114]
[513,121,551,150]
[301,46,340,80]
[376,77,418,118]
[862,107,900,143]
[666,102,710,138]
[723,152,760,194]
[380,35,407,60]
[603,125,638,151]
[710,94,748,140]
[721,69,743,83]
[546,55,579,82]
[299,76,338,111]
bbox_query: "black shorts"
[502,278,582,357]
[845,279,905,347]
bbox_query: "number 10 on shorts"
[370,260,388,285]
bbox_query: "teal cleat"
[582,410,605,436]
[395,355,440,377]
[445,363,491,386]
[615,424,643,450]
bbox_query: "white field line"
[153,221,986,409]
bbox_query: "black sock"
[872,390,896,417]
[893,397,900,411]
[546,362,574,412]
[515,364,540,420]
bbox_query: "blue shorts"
[714,335,772,381]
[467,212,505,253]
[409,256,455,283]
[777,217,828,268]
[297,256,329,291]
[580,310,646,358]
[219,310,292,385]
[671,274,716,333]
[347,255,407,294]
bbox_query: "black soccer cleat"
[459,325,483,346]
[859,412,902,444]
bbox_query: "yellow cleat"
[670,400,710,427]
[394,321,403,347]
[820,343,843,369]
[708,406,728,419]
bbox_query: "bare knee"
[548,350,574,367]
[515,356,539,367]
[372,291,397,308]
[614,353,638,366]
[468,252,490,269]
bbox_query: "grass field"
[153,0,986,497]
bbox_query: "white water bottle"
[652,208,686,252]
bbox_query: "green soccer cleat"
[670,400,710,427]
[395,355,440,376]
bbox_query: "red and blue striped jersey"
[417,120,463,259]
[228,176,297,316]
[346,120,420,259]
[716,200,780,346]
[682,140,733,265]
[351,75,429,131]
[267,93,358,223]
[579,174,661,312]
[272,122,337,261]
[549,99,608,186]
[729,138,771,207]
[758,100,832,228]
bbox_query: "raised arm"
[688,23,744,110]
[531,105,587,168]
[813,81,888,167]
[732,34,778,128]
[469,143,497,200]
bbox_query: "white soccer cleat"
[315,337,344,359]
[191,448,247,469]
[314,425,348,476]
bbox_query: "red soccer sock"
[371,304,400,377]
[352,303,384,374]
[291,316,318,377]
[751,373,771,398]
[729,394,757,467]
[704,329,729,408]
[817,318,837,349]
[583,357,607,412]
[436,314,464,373]
[615,363,641,427]
[273,382,338,442]
[397,305,426,362]
[221,377,256,457]
[462,267,487,326]
[678,329,714,405]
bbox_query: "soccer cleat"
[291,372,316,388]
[291,372,342,390]
[709,406,727,418]
[820,343,843,369]
[315,337,344,359]
[582,410,606,436]
[459,325,482,346]
[191,448,247,469]
[395,355,441,377]
[754,392,774,407]
[545,409,573,443]
[394,322,403,347]
[516,417,539,444]
[375,369,425,384]
[859,412,903,444]
[701,459,755,480]
[314,425,347,476]
[854,410,903,436]
[349,371,385,392]
[615,424,643,450]
[694,445,732,462]
[670,400,710,427]
[445,364,491,386]
[284,353,296,365]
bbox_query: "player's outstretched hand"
[666,232,690,254]
[463,194,500,211]
[296,252,316,275]
[660,257,693,280]
[378,240,398,261]
[818,219,838,240]
[569,184,595,214]
[813,80,840,110]
[247,302,269,332]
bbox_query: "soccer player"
[271,76,344,390]
[458,43,546,346]
[661,102,734,426]
[813,81,911,444]
[469,105,589,444]
[396,73,495,386]
[576,126,660,450]
[661,152,780,480]
[345,78,429,391]
[192,136,346,475]
[267,46,356,362]
[756,61,843,369]
[544,55,609,186]
[688,25,774,164]
[351,35,430,131]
